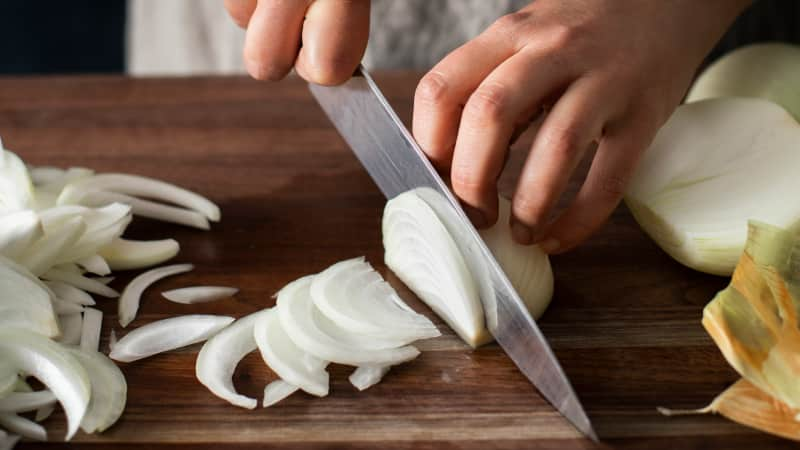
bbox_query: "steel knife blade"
[309,66,597,441]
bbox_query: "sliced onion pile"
[0,141,220,445]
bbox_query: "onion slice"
[196,310,271,409]
[0,210,41,259]
[277,276,420,366]
[253,308,329,398]
[81,191,210,230]
[42,267,119,298]
[349,365,390,391]
[0,413,46,441]
[162,286,239,304]
[58,313,83,345]
[110,315,234,363]
[262,380,299,408]
[99,238,179,271]
[80,308,103,352]
[118,263,194,327]
[46,280,95,306]
[0,328,90,440]
[66,347,127,433]
[0,391,57,413]
[0,257,59,337]
[311,257,439,346]
[57,173,220,222]
[0,146,34,214]
[0,432,20,450]
[18,216,86,276]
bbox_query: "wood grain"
[0,73,792,449]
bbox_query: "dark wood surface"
[0,73,792,449]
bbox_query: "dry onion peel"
[162,286,239,304]
[118,263,194,327]
[110,315,234,363]
[196,310,271,409]
[0,328,90,440]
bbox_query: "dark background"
[0,0,795,75]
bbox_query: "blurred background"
[0,0,797,76]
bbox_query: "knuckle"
[490,11,532,37]
[451,167,485,198]
[541,124,584,159]
[415,71,450,106]
[464,83,511,124]
[512,193,547,225]
[596,174,628,199]
[247,59,291,81]
[306,56,358,86]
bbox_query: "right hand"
[224,0,370,85]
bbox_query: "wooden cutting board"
[1,73,794,449]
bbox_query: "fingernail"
[463,205,488,228]
[511,221,532,244]
[538,238,560,254]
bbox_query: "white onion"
[162,286,239,304]
[196,310,271,409]
[46,280,95,306]
[0,432,19,450]
[262,380,299,408]
[57,313,83,345]
[626,98,800,275]
[0,328,90,440]
[0,257,59,337]
[0,413,46,441]
[118,263,194,327]
[57,173,220,222]
[310,257,439,346]
[34,404,55,422]
[0,364,17,398]
[0,146,34,214]
[99,238,179,271]
[42,267,119,298]
[81,191,210,230]
[52,298,84,315]
[66,347,127,433]
[0,391,57,413]
[0,210,41,259]
[80,308,103,352]
[76,254,111,276]
[18,216,86,276]
[253,308,329,398]
[277,276,420,366]
[110,315,234,363]
[349,365,390,391]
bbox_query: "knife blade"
[309,65,597,441]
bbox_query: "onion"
[34,404,55,422]
[75,254,111,276]
[626,98,800,275]
[57,173,220,222]
[349,365,390,391]
[0,413,46,441]
[0,257,59,337]
[0,146,34,213]
[0,431,19,450]
[81,191,210,230]
[66,347,127,433]
[0,364,17,398]
[80,308,103,352]
[310,257,439,346]
[57,313,83,345]
[196,310,271,409]
[253,308,329,398]
[262,380,299,408]
[162,286,239,304]
[277,276,420,366]
[118,263,194,327]
[46,280,95,306]
[0,391,57,413]
[99,238,179,271]
[0,210,41,259]
[687,43,800,121]
[18,216,86,276]
[110,315,234,363]
[0,328,90,440]
[51,298,84,315]
[42,267,119,298]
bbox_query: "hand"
[224,0,370,85]
[412,0,751,252]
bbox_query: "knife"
[309,65,597,442]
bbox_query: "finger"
[224,0,257,28]
[537,125,652,254]
[412,12,531,171]
[243,0,311,80]
[511,76,618,244]
[295,0,370,86]
[450,48,569,227]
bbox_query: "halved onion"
[110,315,234,363]
[253,308,329,398]
[99,238,179,271]
[162,286,239,304]
[66,347,127,433]
[277,276,420,366]
[0,328,90,440]
[118,263,194,327]
[196,310,271,409]
[310,257,439,346]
